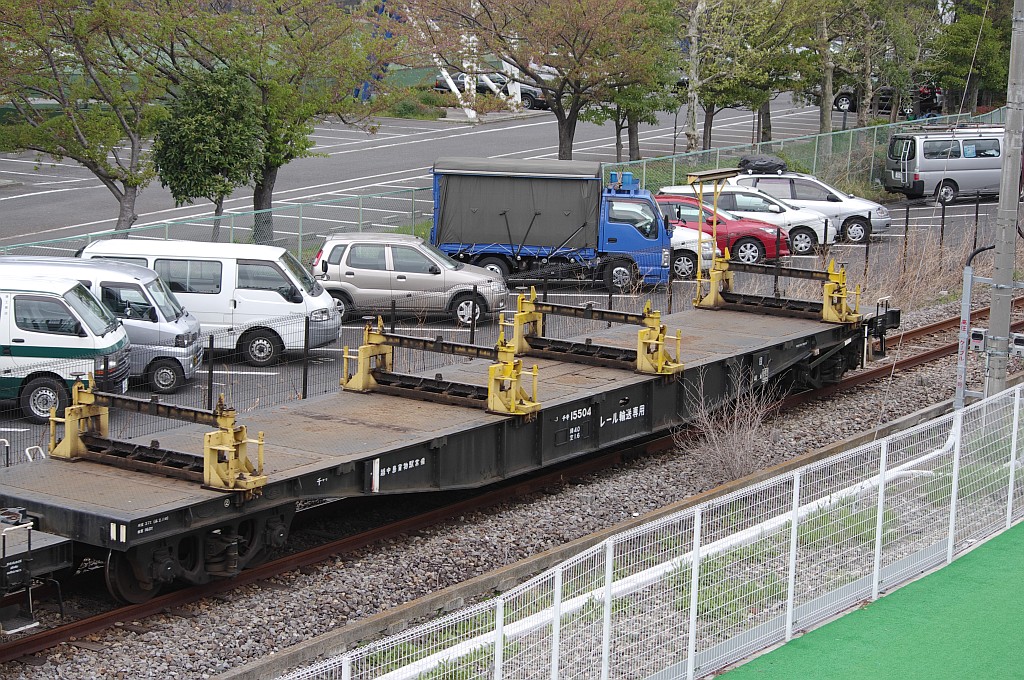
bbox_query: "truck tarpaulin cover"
[434,157,602,250]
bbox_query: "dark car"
[432,72,548,110]
[655,195,790,264]
[833,84,943,116]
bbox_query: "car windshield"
[65,283,117,335]
[702,203,738,220]
[421,242,460,270]
[145,276,185,320]
[280,251,323,296]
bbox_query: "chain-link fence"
[281,383,1024,680]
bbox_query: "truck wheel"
[521,93,537,110]
[936,180,959,205]
[20,375,69,424]
[603,260,637,293]
[329,291,351,322]
[834,94,855,112]
[672,251,697,280]
[148,358,185,394]
[476,257,510,278]
[788,228,817,256]
[841,217,870,244]
[239,329,283,367]
[450,293,485,326]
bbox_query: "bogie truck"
[431,157,672,292]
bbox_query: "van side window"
[155,259,222,294]
[751,178,791,199]
[607,200,659,239]
[391,246,435,274]
[792,179,832,201]
[963,139,1000,159]
[326,244,347,265]
[14,295,80,335]
[923,140,961,160]
[238,261,292,293]
[100,282,153,320]
[347,244,387,271]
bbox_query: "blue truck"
[430,157,672,292]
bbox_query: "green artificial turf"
[721,521,1024,679]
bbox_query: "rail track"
[1,301,1017,665]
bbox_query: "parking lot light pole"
[986,0,1024,396]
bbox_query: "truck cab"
[601,172,672,291]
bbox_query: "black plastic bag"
[738,154,787,175]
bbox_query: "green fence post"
[411,188,416,234]
[672,158,677,185]
[297,203,303,259]
[358,196,363,232]
[716,148,720,168]
[642,159,647,188]
[870,127,879,185]
[847,131,853,181]
[812,136,818,175]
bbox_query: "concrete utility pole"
[986,0,1024,395]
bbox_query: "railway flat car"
[0,275,899,605]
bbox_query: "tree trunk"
[857,49,872,129]
[758,100,772,142]
[556,110,579,160]
[114,184,140,232]
[627,113,640,161]
[212,195,225,243]
[684,0,704,152]
[702,106,715,150]
[253,164,278,244]
[615,110,625,162]
[817,16,833,138]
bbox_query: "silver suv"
[312,233,507,325]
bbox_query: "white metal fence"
[280,383,1024,680]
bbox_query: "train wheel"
[105,550,162,604]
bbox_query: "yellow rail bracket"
[203,395,266,496]
[487,332,540,417]
[50,377,107,460]
[341,316,394,392]
[636,303,684,375]
[822,261,862,324]
[510,286,544,354]
[694,253,734,309]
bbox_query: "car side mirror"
[321,260,328,273]
[285,287,303,303]
[827,194,842,202]
[429,265,441,275]
[768,204,783,213]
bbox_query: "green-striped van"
[0,276,131,423]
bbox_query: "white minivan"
[0,258,203,393]
[79,240,343,366]
[0,275,131,422]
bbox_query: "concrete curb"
[215,382,995,680]
[435,108,550,125]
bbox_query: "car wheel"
[329,291,351,322]
[842,217,870,244]
[788,228,817,256]
[239,329,283,367]
[603,260,638,293]
[20,375,69,424]
[834,94,855,112]
[732,238,765,264]
[520,93,537,110]
[148,358,185,394]
[936,180,959,205]
[476,256,510,278]
[450,293,485,326]
[672,251,698,280]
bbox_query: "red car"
[655,194,790,264]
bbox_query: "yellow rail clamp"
[510,286,545,354]
[693,251,735,309]
[822,261,863,324]
[636,313,684,376]
[203,395,267,496]
[487,332,540,417]
[341,316,394,392]
[49,376,107,460]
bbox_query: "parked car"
[833,84,943,116]
[655,195,790,264]
[311,233,506,325]
[884,125,1005,203]
[730,172,890,244]
[432,72,548,110]
[657,185,834,255]
[670,223,720,279]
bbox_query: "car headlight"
[95,355,117,372]
[875,207,889,219]
[662,248,671,268]
[310,308,330,322]
[759,227,779,235]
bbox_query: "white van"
[0,275,131,423]
[883,124,1005,204]
[657,184,835,256]
[78,240,343,366]
[0,258,202,393]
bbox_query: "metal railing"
[280,383,1024,680]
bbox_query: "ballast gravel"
[1,299,1011,680]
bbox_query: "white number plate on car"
[892,172,902,180]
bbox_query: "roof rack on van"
[894,122,1004,135]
